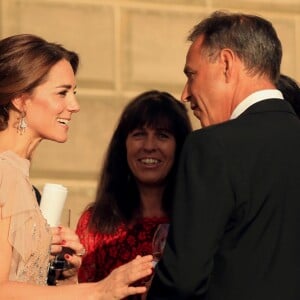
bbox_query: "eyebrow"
[150,126,173,133]
[157,128,173,133]
[55,84,76,89]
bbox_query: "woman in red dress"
[76,90,192,295]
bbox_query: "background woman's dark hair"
[0,33,79,130]
[89,90,192,233]
[277,74,300,118]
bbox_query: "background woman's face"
[126,126,176,187]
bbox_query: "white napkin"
[40,183,68,227]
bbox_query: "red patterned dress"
[76,209,169,283]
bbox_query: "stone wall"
[1,0,299,228]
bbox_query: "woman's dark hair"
[88,90,192,233]
[0,34,79,130]
[277,74,300,118]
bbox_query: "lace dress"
[0,151,52,285]
[76,209,169,282]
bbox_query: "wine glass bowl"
[152,223,169,267]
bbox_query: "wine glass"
[47,209,74,285]
[152,223,170,268]
[131,224,170,300]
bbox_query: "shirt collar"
[230,89,284,120]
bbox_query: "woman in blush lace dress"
[0,34,153,300]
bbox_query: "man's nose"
[181,83,190,103]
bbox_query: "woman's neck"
[138,184,167,218]
[0,126,41,159]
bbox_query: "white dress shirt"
[230,89,283,120]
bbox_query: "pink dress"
[0,151,52,285]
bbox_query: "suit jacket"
[147,99,300,300]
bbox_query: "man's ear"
[219,48,235,82]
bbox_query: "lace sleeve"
[0,158,44,261]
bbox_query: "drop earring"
[17,112,27,135]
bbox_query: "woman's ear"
[11,95,26,112]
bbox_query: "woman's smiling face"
[126,126,176,187]
[24,59,80,143]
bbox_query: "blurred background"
[1,0,299,228]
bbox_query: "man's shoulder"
[184,119,248,154]
[190,120,234,138]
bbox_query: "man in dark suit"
[147,11,300,300]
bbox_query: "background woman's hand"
[95,255,153,300]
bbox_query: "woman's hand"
[95,255,153,300]
[51,226,85,254]
[50,226,86,284]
